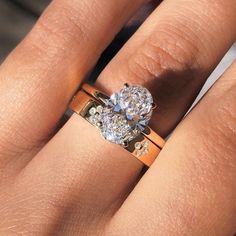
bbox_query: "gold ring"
[69,83,165,167]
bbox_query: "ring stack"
[69,83,165,167]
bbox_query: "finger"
[108,60,236,236]
[0,115,142,235]
[96,0,236,137]
[0,0,146,175]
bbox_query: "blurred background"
[0,0,50,62]
[0,0,235,98]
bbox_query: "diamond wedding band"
[69,83,165,167]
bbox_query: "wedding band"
[69,83,165,166]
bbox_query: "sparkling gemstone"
[134,141,149,157]
[89,107,97,116]
[88,114,100,126]
[100,107,140,145]
[110,85,153,128]
[134,142,142,150]
[87,106,102,126]
[96,105,103,114]
[99,85,154,145]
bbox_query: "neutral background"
[0,0,236,102]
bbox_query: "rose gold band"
[69,84,165,167]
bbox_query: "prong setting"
[152,103,157,110]
[124,83,129,88]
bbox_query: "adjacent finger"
[108,60,236,236]
[0,0,145,176]
[96,0,236,137]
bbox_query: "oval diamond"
[100,85,154,145]
[110,85,153,128]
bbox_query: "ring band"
[69,83,165,166]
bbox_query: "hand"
[0,0,235,235]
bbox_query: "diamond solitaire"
[100,84,154,145]
[110,84,153,127]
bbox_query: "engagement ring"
[70,83,165,166]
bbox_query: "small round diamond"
[89,107,97,116]
[96,105,103,114]
[135,142,142,150]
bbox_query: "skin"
[0,0,235,235]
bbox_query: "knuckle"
[128,24,201,83]
[28,2,87,56]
